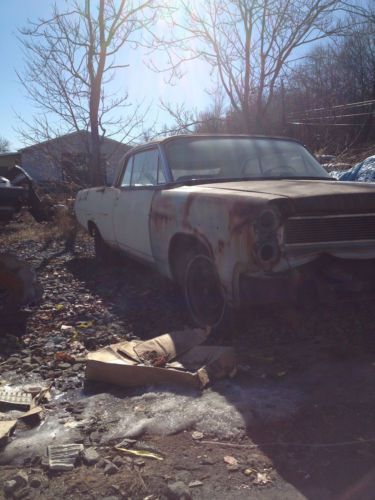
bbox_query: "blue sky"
[0,1,210,150]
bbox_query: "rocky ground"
[1,214,375,499]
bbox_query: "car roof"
[129,134,302,152]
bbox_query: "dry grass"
[1,205,79,250]
[42,208,78,246]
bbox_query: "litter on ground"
[85,328,237,389]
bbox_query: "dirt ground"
[1,215,375,499]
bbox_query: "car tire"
[93,227,111,263]
[184,253,229,331]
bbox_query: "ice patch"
[83,379,303,442]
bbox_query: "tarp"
[333,155,375,183]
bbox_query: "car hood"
[200,179,375,213]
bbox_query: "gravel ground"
[1,215,375,499]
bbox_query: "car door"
[90,187,118,245]
[113,147,166,261]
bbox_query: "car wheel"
[184,254,227,329]
[93,227,111,262]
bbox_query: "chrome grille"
[285,214,375,245]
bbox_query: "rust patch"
[151,194,175,232]
[217,239,225,254]
[229,200,260,233]
[150,211,175,232]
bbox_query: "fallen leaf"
[76,321,93,329]
[192,431,204,440]
[189,480,203,488]
[55,352,75,363]
[224,455,238,466]
[253,471,272,485]
[243,468,253,476]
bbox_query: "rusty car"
[74,135,375,328]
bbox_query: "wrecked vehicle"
[0,165,47,308]
[75,135,375,327]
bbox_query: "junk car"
[75,135,375,327]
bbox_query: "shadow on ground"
[66,253,375,499]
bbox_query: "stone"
[112,455,125,467]
[104,462,118,475]
[200,457,215,465]
[166,481,192,500]
[82,447,99,466]
[90,431,101,443]
[29,476,42,488]
[12,471,28,489]
[13,487,31,499]
[6,357,21,365]
[58,363,72,370]
[4,480,18,496]
[226,463,240,472]
[97,458,107,469]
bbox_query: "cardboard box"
[85,328,236,389]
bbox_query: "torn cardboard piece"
[0,389,32,411]
[85,328,236,389]
[0,385,48,447]
[0,420,17,442]
[48,444,84,471]
[18,406,44,425]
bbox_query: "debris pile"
[0,384,49,443]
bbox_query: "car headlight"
[254,207,281,267]
[257,208,279,232]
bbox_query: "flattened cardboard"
[0,420,17,442]
[85,329,236,389]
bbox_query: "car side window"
[120,156,133,187]
[157,159,166,184]
[131,149,160,187]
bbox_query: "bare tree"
[0,136,10,153]
[340,1,375,27]
[158,0,342,133]
[18,0,157,184]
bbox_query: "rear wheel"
[184,254,227,328]
[93,227,111,263]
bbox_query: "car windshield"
[165,137,330,182]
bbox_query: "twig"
[200,438,375,449]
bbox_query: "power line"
[288,122,369,127]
